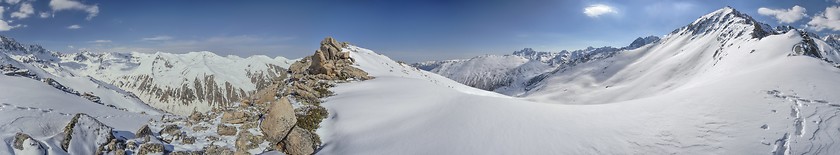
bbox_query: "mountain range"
[1,6,840,155]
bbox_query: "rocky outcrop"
[13,132,46,154]
[297,37,371,81]
[61,113,116,155]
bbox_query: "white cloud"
[808,6,840,31]
[5,0,20,5]
[0,6,5,20]
[0,20,20,31]
[11,3,35,19]
[89,40,111,43]
[67,24,81,29]
[39,12,51,18]
[758,5,808,24]
[141,35,174,41]
[49,0,99,20]
[584,4,617,18]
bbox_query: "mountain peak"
[673,6,772,39]
[625,36,660,50]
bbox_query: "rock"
[204,145,234,155]
[221,110,254,124]
[13,132,45,154]
[61,113,115,155]
[260,97,297,142]
[126,141,137,150]
[182,136,196,144]
[279,127,316,155]
[189,110,204,122]
[235,130,264,154]
[160,124,181,136]
[217,124,237,136]
[192,125,209,132]
[115,149,127,155]
[136,124,154,138]
[170,151,203,155]
[206,136,220,142]
[136,143,166,155]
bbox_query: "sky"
[0,0,838,62]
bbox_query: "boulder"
[204,145,234,155]
[221,110,254,124]
[259,97,297,142]
[217,124,237,136]
[188,110,204,122]
[235,130,263,154]
[135,124,154,138]
[136,143,166,155]
[160,124,181,136]
[279,127,316,155]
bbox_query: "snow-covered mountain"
[2,5,840,155]
[0,36,162,115]
[58,51,293,115]
[0,36,293,115]
[413,36,661,95]
[315,7,840,154]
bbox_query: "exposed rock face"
[279,127,317,155]
[61,113,116,155]
[135,124,154,139]
[136,143,166,155]
[260,96,297,142]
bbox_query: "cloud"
[808,6,840,31]
[141,35,174,41]
[11,3,35,19]
[0,20,21,31]
[88,40,111,43]
[584,4,617,18]
[5,0,19,5]
[67,24,81,29]
[49,0,99,20]
[0,6,5,20]
[39,12,51,18]
[758,5,808,24]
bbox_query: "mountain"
[2,6,840,155]
[317,7,840,154]
[413,35,660,95]
[58,51,293,115]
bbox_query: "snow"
[318,42,840,154]
[0,75,157,154]
[318,7,840,154]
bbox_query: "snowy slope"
[523,7,836,105]
[0,75,157,154]
[318,7,840,154]
[0,36,161,115]
[413,37,660,96]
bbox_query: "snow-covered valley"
[1,5,840,155]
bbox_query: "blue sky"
[0,0,838,62]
